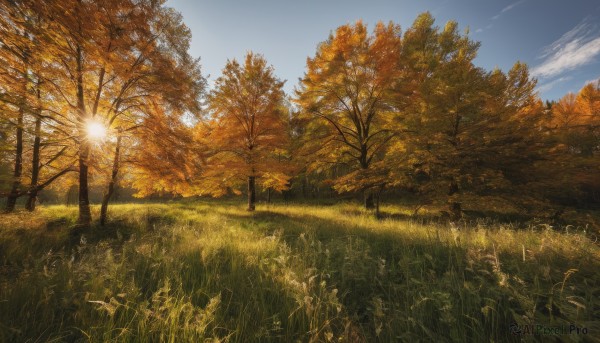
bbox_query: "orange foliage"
[198,52,292,207]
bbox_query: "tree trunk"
[450,202,462,221]
[363,190,375,210]
[5,108,24,213]
[5,59,28,213]
[448,179,462,221]
[76,44,91,226]
[25,193,37,212]
[267,187,272,204]
[100,134,121,226]
[247,176,256,211]
[26,87,42,211]
[78,143,91,225]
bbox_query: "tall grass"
[0,201,598,342]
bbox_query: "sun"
[86,120,107,140]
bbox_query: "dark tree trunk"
[25,191,37,211]
[450,202,462,221]
[448,179,462,221]
[100,134,121,226]
[267,187,272,204]
[363,190,375,210]
[78,144,91,225]
[76,44,91,226]
[247,176,256,211]
[360,160,375,210]
[26,87,42,211]
[26,166,74,210]
[5,58,28,213]
[5,108,24,213]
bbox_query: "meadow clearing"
[2,0,600,341]
[1,201,598,342]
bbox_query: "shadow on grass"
[212,206,600,340]
[2,204,599,342]
[177,247,317,342]
[206,209,524,341]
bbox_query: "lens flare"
[86,120,107,140]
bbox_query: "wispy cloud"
[583,76,600,86]
[501,0,525,13]
[531,17,600,79]
[478,1,525,33]
[491,0,525,20]
[537,76,572,93]
[475,23,494,34]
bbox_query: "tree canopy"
[1,7,598,222]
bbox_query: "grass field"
[1,201,599,342]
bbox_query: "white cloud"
[536,76,572,93]
[583,76,600,86]
[491,0,525,20]
[538,18,598,59]
[501,0,525,13]
[532,17,600,79]
[532,39,600,78]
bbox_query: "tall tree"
[96,4,205,225]
[19,0,204,225]
[400,13,544,219]
[0,0,33,212]
[27,0,108,224]
[543,82,600,206]
[23,78,78,211]
[295,21,403,210]
[202,52,289,211]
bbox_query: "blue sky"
[166,0,600,101]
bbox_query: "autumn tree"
[0,0,35,212]
[1,0,203,220]
[8,0,204,226]
[543,82,600,206]
[96,5,204,225]
[399,13,544,219]
[14,0,114,224]
[295,21,403,210]
[202,52,290,211]
[574,82,600,156]
[575,82,600,203]
[128,98,202,200]
[0,0,77,212]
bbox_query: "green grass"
[0,201,599,342]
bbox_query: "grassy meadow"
[0,201,599,342]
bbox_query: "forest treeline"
[1,0,599,226]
